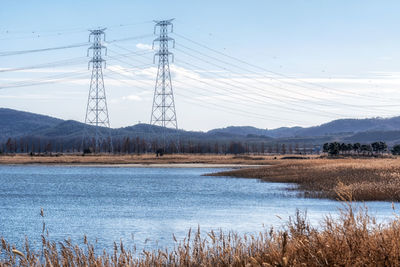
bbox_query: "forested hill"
[2,108,400,145]
[0,108,63,138]
[209,117,400,138]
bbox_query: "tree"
[371,141,387,155]
[19,138,25,153]
[328,142,340,156]
[339,143,346,154]
[267,144,272,154]
[251,143,258,154]
[6,138,12,153]
[214,142,219,154]
[295,143,300,154]
[353,143,361,155]
[45,142,52,153]
[346,144,353,155]
[392,144,400,155]
[288,143,293,154]
[228,142,245,154]
[281,144,286,155]
[274,143,280,154]
[323,143,329,153]
[360,144,372,155]
[122,137,130,154]
[371,142,380,154]
[379,141,387,154]
[13,139,17,153]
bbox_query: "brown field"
[2,203,400,266]
[211,157,400,201]
[0,153,295,165]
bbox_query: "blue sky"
[1,1,400,130]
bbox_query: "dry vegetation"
[2,201,400,266]
[0,154,283,165]
[211,157,400,201]
[2,157,400,265]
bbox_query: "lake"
[0,165,396,252]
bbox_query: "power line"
[106,46,285,116]
[0,42,89,57]
[0,56,88,73]
[105,69,301,125]
[103,43,354,120]
[105,34,153,44]
[175,43,385,106]
[174,52,398,111]
[103,42,399,120]
[113,44,349,118]
[0,70,87,90]
[0,34,152,58]
[0,21,152,41]
[104,54,312,125]
[173,32,399,104]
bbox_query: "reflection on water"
[0,165,395,251]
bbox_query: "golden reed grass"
[1,200,400,266]
[211,158,400,201]
[0,154,280,165]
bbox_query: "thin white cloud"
[122,94,142,101]
[136,43,153,50]
[170,64,201,80]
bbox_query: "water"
[0,165,396,252]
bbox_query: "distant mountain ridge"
[0,108,63,138]
[209,117,400,138]
[1,108,400,145]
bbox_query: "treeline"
[0,136,318,155]
[6,137,400,156]
[323,141,389,156]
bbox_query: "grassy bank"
[210,158,400,201]
[1,203,400,266]
[0,154,291,165]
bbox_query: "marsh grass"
[211,158,400,201]
[1,200,400,266]
[0,154,281,165]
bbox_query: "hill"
[0,108,63,141]
[1,108,400,147]
[209,117,400,138]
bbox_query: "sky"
[1,0,400,131]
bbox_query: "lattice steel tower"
[82,28,113,153]
[150,19,178,134]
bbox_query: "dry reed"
[1,200,400,266]
[211,158,400,201]
[0,154,281,165]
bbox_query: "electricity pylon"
[82,28,113,153]
[150,19,178,151]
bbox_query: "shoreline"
[1,162,263,168]
[0,154,282,166]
